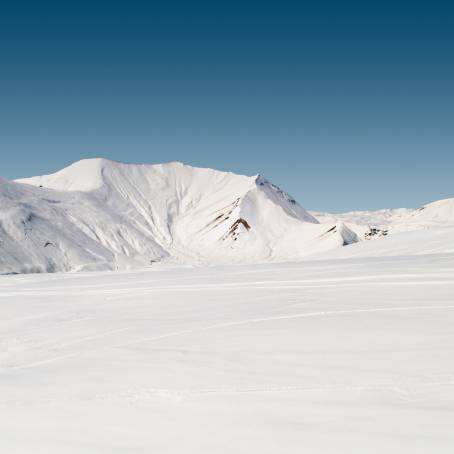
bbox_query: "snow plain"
[1,237,454,453]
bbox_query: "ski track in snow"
[95,380,454,406]
[4,303,453,372]
[3,304,454,372]
[1,273,453,300]
[1,254,454,453]
[116,304,454,349]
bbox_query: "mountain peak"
[16,158,108,192]
[16,158,257,192]
[1,158,350,273]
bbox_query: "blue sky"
[1,1,453,211]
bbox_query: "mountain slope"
[1,159,355,273]
[312,197,454,239]
[405,198,454,226]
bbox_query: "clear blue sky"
[1,1,453,211]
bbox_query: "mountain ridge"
[2,158,452,274]
[2,159,351,273]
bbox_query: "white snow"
[2,159,454,452]
[2,158,452,273]
[312,207,415,230]
[1,159,359,273]
[16,158,107,192]
[312,197,454,236]
[1,248,453,453]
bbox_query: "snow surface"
[1,241,454,453]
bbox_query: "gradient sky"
[1,1,453,211]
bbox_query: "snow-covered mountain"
[2,158,453,274]
[1,158,358,274]
[312,198,454,238]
